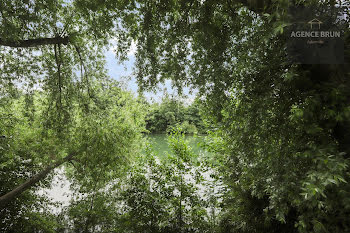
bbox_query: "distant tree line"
[145,94,208,134]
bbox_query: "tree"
[123,0,350,232]
[145,94,206,134]
[0,79,146,231]
[0,102,61,232]
[2,0,350,232]
[0,0,144,208]
[0,0,246,207]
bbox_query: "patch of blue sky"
[105,46,197,103]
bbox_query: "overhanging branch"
[0,36,70,48]
[0,152,76,208]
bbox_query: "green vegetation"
[53,129,219,232]
[145,94,207,134]
[0,80,146,231]
[1,0,350,232]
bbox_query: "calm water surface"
[146,134,209,158]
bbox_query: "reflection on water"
[43,134,210,211]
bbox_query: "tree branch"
[54,43,63,113]
[74,44,92,98]
[0,36,70,48]
[0,152,76,208]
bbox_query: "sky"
[104,43,197,103]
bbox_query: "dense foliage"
[0,80,146,232]
[127,0,350,232]
[113,130,215,232]
[145,94,207,134]
[1,0,350,232]
[11,130,218,232]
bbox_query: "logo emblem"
[308,18,323,29]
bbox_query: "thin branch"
[73,44,92,98]
[54,43,63,114]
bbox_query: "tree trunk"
[0,152,75,208]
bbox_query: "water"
[146,134,209,158]
[146,134,223,209]
[43,134,210,211]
